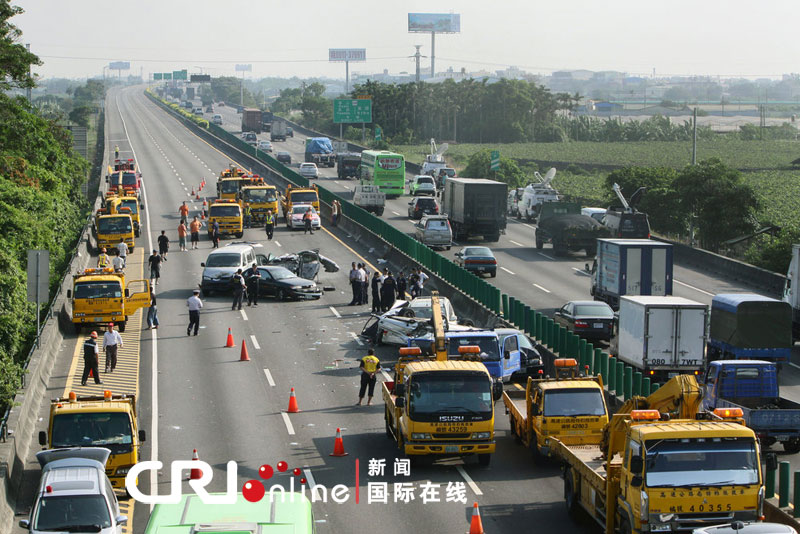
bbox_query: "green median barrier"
[559,327,568,356]
[765,462,775,498]
[549,320,557,351]
[607,356,617,393]
[623,366,633,400]
[526,307,535,337]
[633,371,642,397]
[515,300,524,330]
[780,461,790,507]
[508,297,517,325]
[578,338,587,368]
[616,361,624,397]
[642,376,651,397]
[651,382,660,393]
[593,348,602,377]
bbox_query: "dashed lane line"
[303,467,317,490]
[509,240,524,247]
[240,309,248,321]
[572,267,591,277]
[329,306,342,318]
[533,283,551,293]
[500,266,515,275]
[456,465,483,496]
[250,335,261,350]
[349,332,364,346]
[674,279,715,296]
[537,252,555,261]
[281,412,296,435]
[263,368,276,387]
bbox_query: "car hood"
[277,275,317,288]
[202,266,237,279]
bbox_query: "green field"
[394,138,800,171]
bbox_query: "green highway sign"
[334,99,372,124]
[163,73,172,80]
[375,126,382,141]
[173,69,188,81]
[490,150,500,171]
[154,73,163,80]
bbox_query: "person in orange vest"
[303,207,314,235]
[177,220,188,252]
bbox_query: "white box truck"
[782,243,800,341]
[612,295,708,382]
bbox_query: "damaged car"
[266,249,339,282]
[360,296,474,346]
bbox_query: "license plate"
[94,317,103,322]
[445,446,458,453]
[593,323,604,328]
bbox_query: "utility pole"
[430,32,435,78]
[692,107,697,165]
[414,45,422,83]
[240,71,244,109]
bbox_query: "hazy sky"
[14,0,800,81]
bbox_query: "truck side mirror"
[394,383,406,397]
[200,262,206,267]
[38,431,46,446]
[631,475,643,488]
[125,289,130,298]
[630,455,644,473]
[66,290,72,299]
[139,430,146,442]
[396,397,406,408]
[767,453,778,472]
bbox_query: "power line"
[38,54,408,64]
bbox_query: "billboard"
[190,74,211,82]
[109,61,130,70]
[408,13,461,33]
[235,64,252,72]
[329,49,366,62]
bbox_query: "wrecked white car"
[360,296,474,345]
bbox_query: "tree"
[0,1,40,90]
[68,105,92,127]
[462,149,525,187]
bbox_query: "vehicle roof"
[462,247,494,254]
[598,238,666,246]
[538,380,604,391]
[242,184,276,190]
[207,243,260,255]
[709,359,776,367]
[581,207,606,214]
[444,330,497,339]
[567,300,611,306]
[97,213,132,219]
[145,493,313,534]
[39,460,105,497]
[633,421,755,440]
[447,177,503,185]
[621,295,705,307]
[300,162,317,166]
[405,360,491,376]
[52,397,134,414]
[695,523,796,534]
[712,293,781,310]
[420,214,448,220]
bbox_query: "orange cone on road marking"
[468,502,484,534]
[190,448,202,480]
[240,339,250,361]
[191,186,195,196]
[287,387,300,413]
[225,328,235,348]
[329,427,349,457]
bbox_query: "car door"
[258,268,276,297]
[500,334,522,381]
[554,303,572,329]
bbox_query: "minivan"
[200,243,269,296]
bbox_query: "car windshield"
[218,180,240,193]
[464,247,492,257]
[34,495,112,531]
[645,438,759,488]
[426,219,449,230]
[416,198,437,208]
[408,299,451,319]
[443,169,456,177]
[268,267,296,280]
[408,373,493,419]
[96,217,131,234]
[119,200,137,215]
[543,389,606,417]
[209,205,241,217]
[447,335,500,361]
[293,206,316,215]
[301,164,316,169]
[51,412,133,452]
[73,281,123,299]
[291,192,317,203]
[205,253,241,267]
[121,173,137,186]
[417,177,434,185]
[574,304,614,318]
[244,189,276,202]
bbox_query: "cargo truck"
[241,108,262,134]
[305,137,335,167]
[336,153,361,179]
[502,358,608,463]
[270,120,288,141]
[67,267,151,333]
[702,359,800,453]
[612,295,708,382]
[534,202,610,256]
[261,110,274,131]
[441,177,507,242]
[588,239,673,310]
[707,294,791,366]
[39,390,146,492]
[555,374,768,534]
[353,184,385,216]
[781,243,800,340]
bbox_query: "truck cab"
[240,184,278,225]
[106,196,142,237]
[94,213,135,252]
[67,268,151,333]
[207,199,244,238]
[107,170,141,199]
[281,185,320,220]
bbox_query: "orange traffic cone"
[330,427,349,457]
[195,189,200,200]
[191,186,195,196]
[468,502,484,534]
[190,448,202,480]
[225,328,235,348]
[287,387,300,413]
[240,339,250,361]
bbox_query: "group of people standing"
[230,263,263,310]
[348,263,428,309]
[81,322,124,386]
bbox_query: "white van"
[519,183,560,221]
[581,207,607,223]
[212,114,223,125]
[200,242,269,296]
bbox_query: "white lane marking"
[263,368,276,386]
[674,279,714,296]
[456,465,483,496]
[240,309,248,321]
[392,211,401,216]
[500,266,515,275]
[281,412,296,435]
[250,335,261,350]
[790,362,800,371]
[537,252,554,261]
[349,332,364,346]
[380,369,392,381]
[572,267,591,277]
[533,283,551,293]
[303,467,317,490]
[509,240,524,247]
[329,306,342,318]
[275,241,282,247]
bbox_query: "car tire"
[535,238,544,249]
[784,438,800,454]
[564,470,580,518]
[118,320,126,333]
[490,270,497,278]
[277,289,286,301]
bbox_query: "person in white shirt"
[103,322,123,373]
[111,250,125,272]
[187,289,203,336]
[116,240,128,268]
[417,269,428,295]
[358,264,368,305]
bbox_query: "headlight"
[640,490,649,522]
[411,433,431,440]
[472,432,490,439]
[203,276,212,281]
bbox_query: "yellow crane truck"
[38,390,145,493]
[280,184,320,222]
[503,358,608,463]
[107,195,142,237]
[67,267,150,333]
[240,184,278,225]
[554,375,769,534]
[207,199,244,238]
[94,212,135,252]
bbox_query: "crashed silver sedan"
[360,296,474,346]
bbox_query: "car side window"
[259,269,272,279]
[561,304,571,316]
[504,335,519,353]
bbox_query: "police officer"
[81,331,103,385]
[231,269,246,311]
[356,349,381,406]
[244,263,261,307]
[264,209,275,240]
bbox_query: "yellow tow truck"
[240,184,278,226]
[503,358,608,463]
[216,166,260,201]
[383,292,496,465]
[67,267,150,333]
[38,390,145,492]
[207,199,244,238]
[94,211,135,252]
[106,195,142,237]
[555,375,769,534]
[280,184,320,222]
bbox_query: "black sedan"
[454,246,497,277]
[253,266,322,300]
[553,300,614,342]
[276,151,291,164]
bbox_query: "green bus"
[145,493,315,534]
[360,150,405,198]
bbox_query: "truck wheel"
[118,321,126,333]
[201,289,212,298]
[486,234,500,243]
[564,470,579,517]
[477,454,491,467]
[74,323,81,335]
[376,208,384,216]
[535,238,544,250]
[236,232,244,238]
[784,438,800,454]
[619,518,632,534]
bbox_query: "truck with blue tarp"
[304,137,335,167]
[701,359,800,453]
[707,293,791,365]
[588,238,673,310]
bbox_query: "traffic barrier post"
[642,377,651,397]
[502,294,509,318]
[765,459,775,498]
[780,461,790,507]
[578,338,587,368]
[608,356,617,393]
[616,361,624,398]
[794,472,800,517]
[633,371,642,397]
[623,366,633,400]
